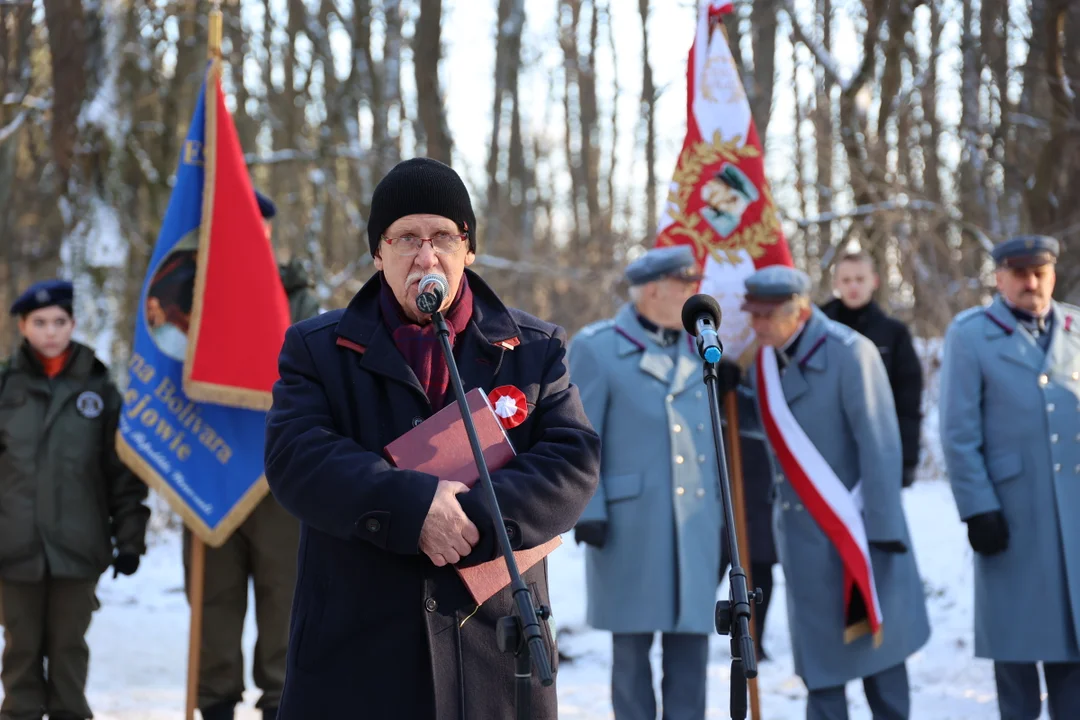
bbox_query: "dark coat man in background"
[264,158,600,719]
[821,250,923,487]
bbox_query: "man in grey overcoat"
[940,235,1080,719]
[569,245,738,720]
[743,265,930,720]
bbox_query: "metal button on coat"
[696,488,705,498]
[1052,434,1059,443]
[1040,374,1050,386]
[1073,372,1079,381]
[673,424,682,433]
[1048,403,1056,412]
[365,518,381,533]
[697,424,705,431]
[676,487,685,495]
[412,416,424,427]
[425,598,438,612]
[675,455,684,464]
[697,454,706,463]
[1055,464,1062,472]
[505,525,516,540]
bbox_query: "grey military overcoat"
[569,303,723,635]
[751,309,930,690]
[940,295,1080,662]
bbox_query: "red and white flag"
[756,347,884,646]
[656,1,793,362]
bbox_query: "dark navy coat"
[264,270,601,719]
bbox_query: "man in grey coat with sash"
[744,265,930,720]
[569,246,737,720]
[940,235,1080,719]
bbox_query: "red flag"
[656,2,793,363]
[183,61,291,411]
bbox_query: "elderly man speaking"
[264,157,601,719]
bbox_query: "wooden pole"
[724,391,762,720]
[186,534,206,720]
[186,10,221,720]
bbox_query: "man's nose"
[415,243,439,268]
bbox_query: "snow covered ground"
[0,477,1029,719]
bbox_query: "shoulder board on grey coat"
[574,318,615,340]
[822,319,859,346]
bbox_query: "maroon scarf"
[379,273,474,411]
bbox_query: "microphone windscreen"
[420,273,449,298]
[681,294,722,336]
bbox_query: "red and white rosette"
[488,385,528,429]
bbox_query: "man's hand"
[966,510,1009,556]
[717,360,742,395]
[112,552,140,579]
[574,520,607,548]
[419,481,480,567]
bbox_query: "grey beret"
[741,265,811,311]
[991,235,1059,269]
[625,245,702,286]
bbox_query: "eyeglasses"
[381,232,468,256]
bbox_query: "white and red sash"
[756,346,884,646]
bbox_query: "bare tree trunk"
[42,0,88,189]
[414,0,452,163]
[813,0,835,253]
[486,0,527,250]
[749,0,778,142]
[922,0,943,203]
[639,0,657,242]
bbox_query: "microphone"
[681,294,724,363]
[416,273,449,315]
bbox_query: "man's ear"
[373,252,383,272]
[872,272,881,290]
[464,250,476,267]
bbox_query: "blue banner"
[116,68,270,546]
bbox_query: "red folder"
[384,388,562,604]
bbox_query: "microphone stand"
[700,347,760,720]
[432,308,553,720]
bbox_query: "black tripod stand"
[432,309,553,720]
[682,294,761,720]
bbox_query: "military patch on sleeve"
[76,390,104,419]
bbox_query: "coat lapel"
[333,270,524,410]
[985,296,1043,373]
[782,312,828,406]
[613,305,675,386]
[668,335,702,397]
[1044,302,1075,377]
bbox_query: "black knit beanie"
[367,158,477,257]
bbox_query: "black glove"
[574,520,607,549]
[902,467,916,488]
[716,360,742,395]
[112,552,140,578]
[966,510,1009,556]
[869,540,908,554]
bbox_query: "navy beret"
[10,279,74,317]
[625,245,702,286]
[741,265,811,312]
[255,190,277,220]
[991,235,1058,268]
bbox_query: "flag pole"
[724,393,762,720]
[185,4,222,719]
[706,9,763,715]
